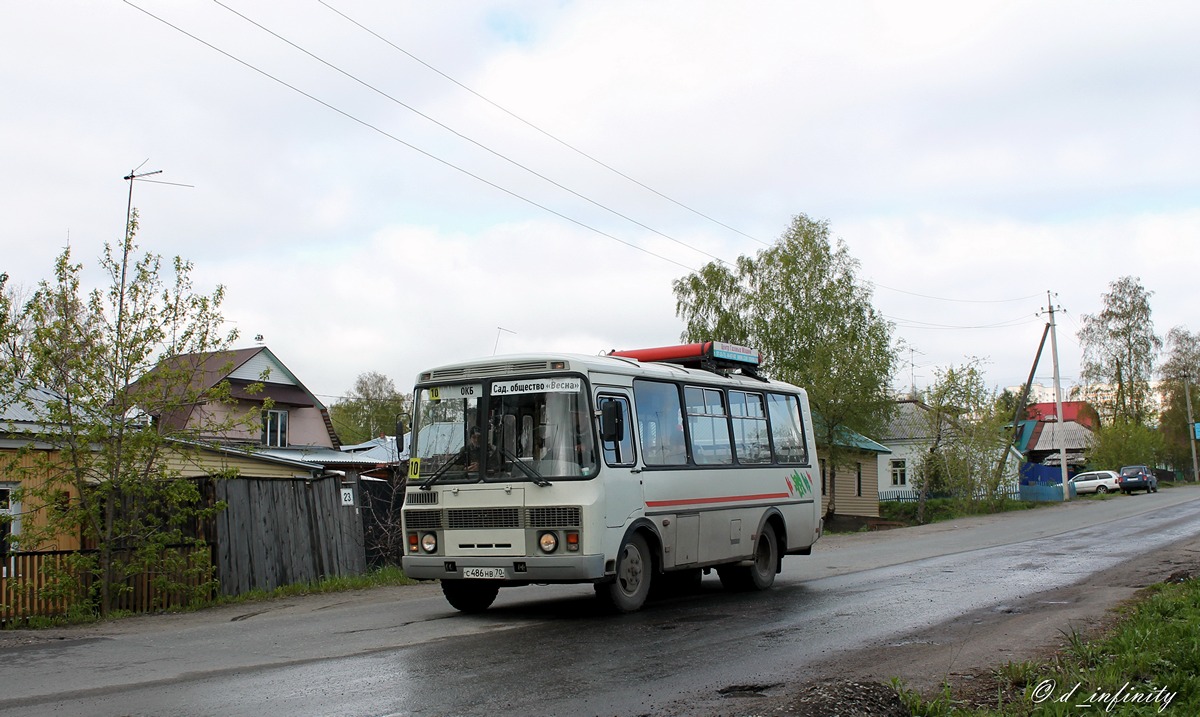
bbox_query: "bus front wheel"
[442,579,500,613]
[596,533,652,612]
[718,523,778,592]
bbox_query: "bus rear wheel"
[442,579,500,613]
[596,533,652,613]
[718,523,778,592]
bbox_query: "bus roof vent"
[427,360,561,382]
[607,342,763,378]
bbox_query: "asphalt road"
[3,487,1199,717]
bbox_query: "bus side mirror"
[600,401,624,442]
[395,421,406,455]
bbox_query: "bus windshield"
[412,377,597,484]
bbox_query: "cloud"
[3,0,1198,403]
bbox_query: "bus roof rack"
[608,341,764,379]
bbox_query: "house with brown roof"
[141,346,340,451]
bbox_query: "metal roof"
[876,399,955,442]
[256,445,396,467]
[0,385,58,424]
[340,436,403,463]
[1029,420,1095,452]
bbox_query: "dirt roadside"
[681,531,1200,717]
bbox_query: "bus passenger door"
[597,393,642,528]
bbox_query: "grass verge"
[4,565,420,629]
[896,573,1200,715]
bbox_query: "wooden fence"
[210,474,366,596]
[0,545,212,626]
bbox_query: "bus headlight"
[421,532,438,553]
[538,531,558,553]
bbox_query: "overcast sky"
[3,1,1198,406]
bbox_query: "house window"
[856,462,863,497]
[819,458,827,493]
[0,485,16,558]
[891,459,907,486]
[262,409,288,447]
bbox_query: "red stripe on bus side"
[645,492,792,508]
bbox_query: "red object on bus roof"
[609,342,760,367]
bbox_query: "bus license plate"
[462,567,506,579]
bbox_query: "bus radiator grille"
[447,508,521,529]
[527,507,581,528]
[404,510,443,529]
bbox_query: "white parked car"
[1071,470,1121,495]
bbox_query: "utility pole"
[1047,291,1070,501]
[1186,373,1199,483]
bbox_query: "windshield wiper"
[499,446,551,487]
[418,452,468,490]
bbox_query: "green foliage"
[1085,418,1165,471]
[673,213,897,517]
[1156,327,1200,475]
[328,371,411,445]
[911,360,1015,523]
[878,496,1037,525]
[1077,276,1161,425]
[1,210,251,617]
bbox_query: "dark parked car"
[1117,465,1158,494]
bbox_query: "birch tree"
[1077,276,1161,424]
[674,213,896,518]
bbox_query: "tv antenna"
[122,159,194,238]
[494,326,516,355]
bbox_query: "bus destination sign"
[492,378,583,396]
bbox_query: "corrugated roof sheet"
[0,385,59,424]
[876,400,954,442]
[1029,420,1094,451]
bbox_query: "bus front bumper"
[402,554,607,582]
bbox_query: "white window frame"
[891,459,907,486]
[263,409,289,447]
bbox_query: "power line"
[210,0,727,266]
[317,0,770,248]
[121,0,699,272]
[884,312,1041,330]
[873,283,1043,304]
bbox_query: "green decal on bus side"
[788,470,813,498]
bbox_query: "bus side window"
[634,379,687,466]
[730,391,770,464]
[599,396,635,466]
[767,393,809,464]
[685,386,732,465]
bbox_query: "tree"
[1157,326,1200,476]
[3,211,249,616]
[912,360,1012,523]
[0,273,33,383]
[673,213,897,518]
[329,371,411,445]
[1077,276,1161,424]
[1085,420,1164,473]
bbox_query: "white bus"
[401,342,822,613]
